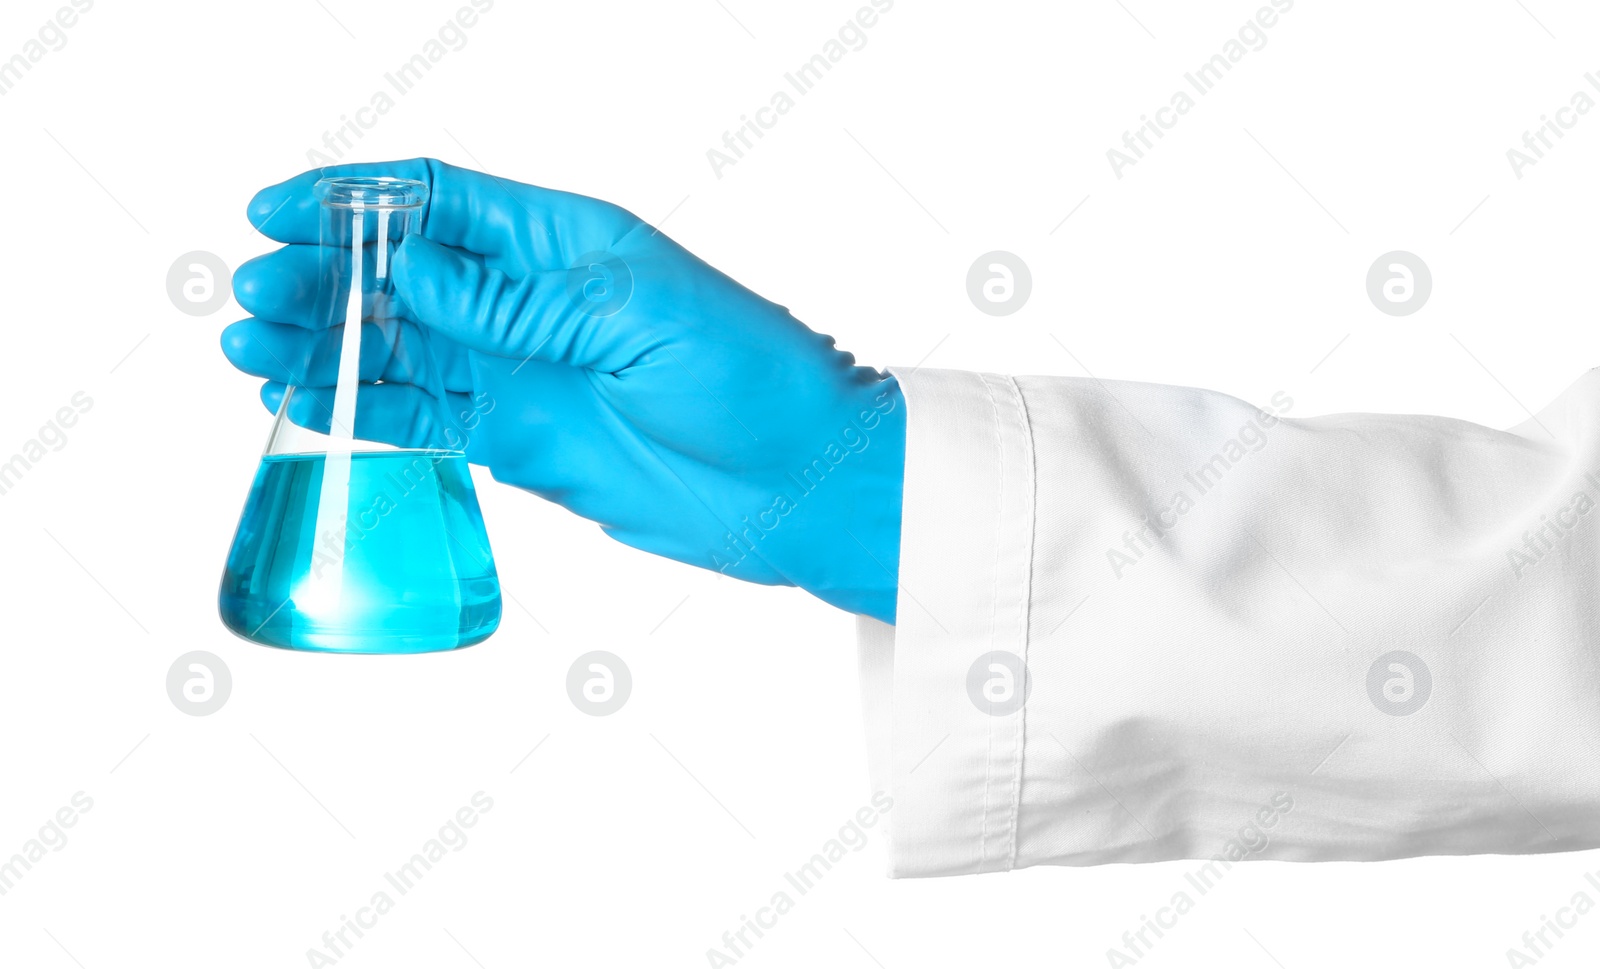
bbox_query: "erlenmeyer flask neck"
[313,176,429,211]
[259,175,447,457]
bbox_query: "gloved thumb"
[392,234,629,371]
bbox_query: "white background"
[0,0,1596,966]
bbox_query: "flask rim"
[313,176,429,210]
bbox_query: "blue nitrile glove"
[222,158,905,623]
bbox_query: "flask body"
[219,177,502,653]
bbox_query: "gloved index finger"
[246,157,606,261]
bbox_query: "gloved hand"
[223,158,905,623]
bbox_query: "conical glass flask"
[219,176,502,653]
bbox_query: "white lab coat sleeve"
[858,366,1600,877]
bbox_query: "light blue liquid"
[219,450,502,653]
